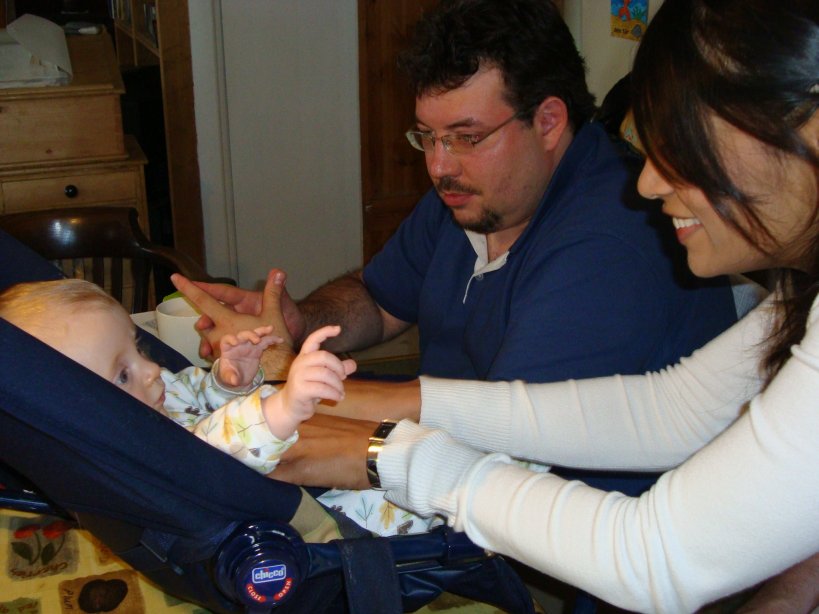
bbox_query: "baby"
[0,278,434,536]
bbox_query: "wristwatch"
[366,419,399,489]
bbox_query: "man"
[193,0,736,394]
[188,0,738,489]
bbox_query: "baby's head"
[0,279,165,410]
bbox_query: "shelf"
[114,18,159,67]
[134,31,159,55]
[111,0,204,265]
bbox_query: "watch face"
[366,459,380,488]
[372,420,398,440]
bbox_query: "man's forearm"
[738,552,819,612]
[297,270,384,352]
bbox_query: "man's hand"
[172,270,299,379]
[270,413,377,490]
[218,325,282,388]
[737,552,819,613]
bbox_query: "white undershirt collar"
[462,229,509,303]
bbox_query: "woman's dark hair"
[397,0,597,131]
[631,0,819,381]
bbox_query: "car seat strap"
[338,537,402,614]
[117,528,182,573]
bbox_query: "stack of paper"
[0,14,73,89]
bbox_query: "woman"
[365,0,819,611]
[175,0,818,610]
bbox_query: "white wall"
[189,0,363,299]
[188,1,662,296]
[189,0,235,279]
[563,0,662,101]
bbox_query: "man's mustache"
[435,176,480,195]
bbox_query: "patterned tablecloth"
[0,508,518,614]
[0,508,208,613]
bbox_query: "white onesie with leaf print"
[159,362,436,536]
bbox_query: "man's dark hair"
[398,0,597,131]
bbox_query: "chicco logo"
[252,564,286,583]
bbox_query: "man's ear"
[533,96,570,152]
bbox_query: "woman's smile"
[671,216,703,243]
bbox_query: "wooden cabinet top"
[0,32,126,168]
[0,33,124,100]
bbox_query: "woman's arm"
[378,297,819,612]
[273,302,769,489]
[420,300,771,469]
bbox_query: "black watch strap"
[366,420,398,489]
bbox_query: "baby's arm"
[217,325,283,388]
[262,325,357,440]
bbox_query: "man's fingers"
[199,337,214,359]
[190,278,245,306]
[171,274,230,319]
[194,314,215,332]
[259,269,294,344]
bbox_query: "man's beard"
[454,208,501,234]
[437,176,501,234]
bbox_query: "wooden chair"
[0,206,227,313]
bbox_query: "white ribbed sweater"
[379,295,819,612]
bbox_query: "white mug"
[155,296,211,368]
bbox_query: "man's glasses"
[405,112,524,156]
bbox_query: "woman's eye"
[117,369,129,385]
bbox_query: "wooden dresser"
[0,32,148,230]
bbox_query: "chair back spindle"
[0,206,222,313]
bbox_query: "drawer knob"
[64,184,79,198]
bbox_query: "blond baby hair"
[0,279,122,332]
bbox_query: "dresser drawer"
[0,94,125,168]
[2,169,139,212]
[0,34,126,168]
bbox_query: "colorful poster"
[610,0,648,41]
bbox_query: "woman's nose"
[637,158,673,201]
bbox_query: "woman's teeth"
[672,217,701,229]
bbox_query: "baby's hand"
[218,325,283,388]
[278,325,357,426]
